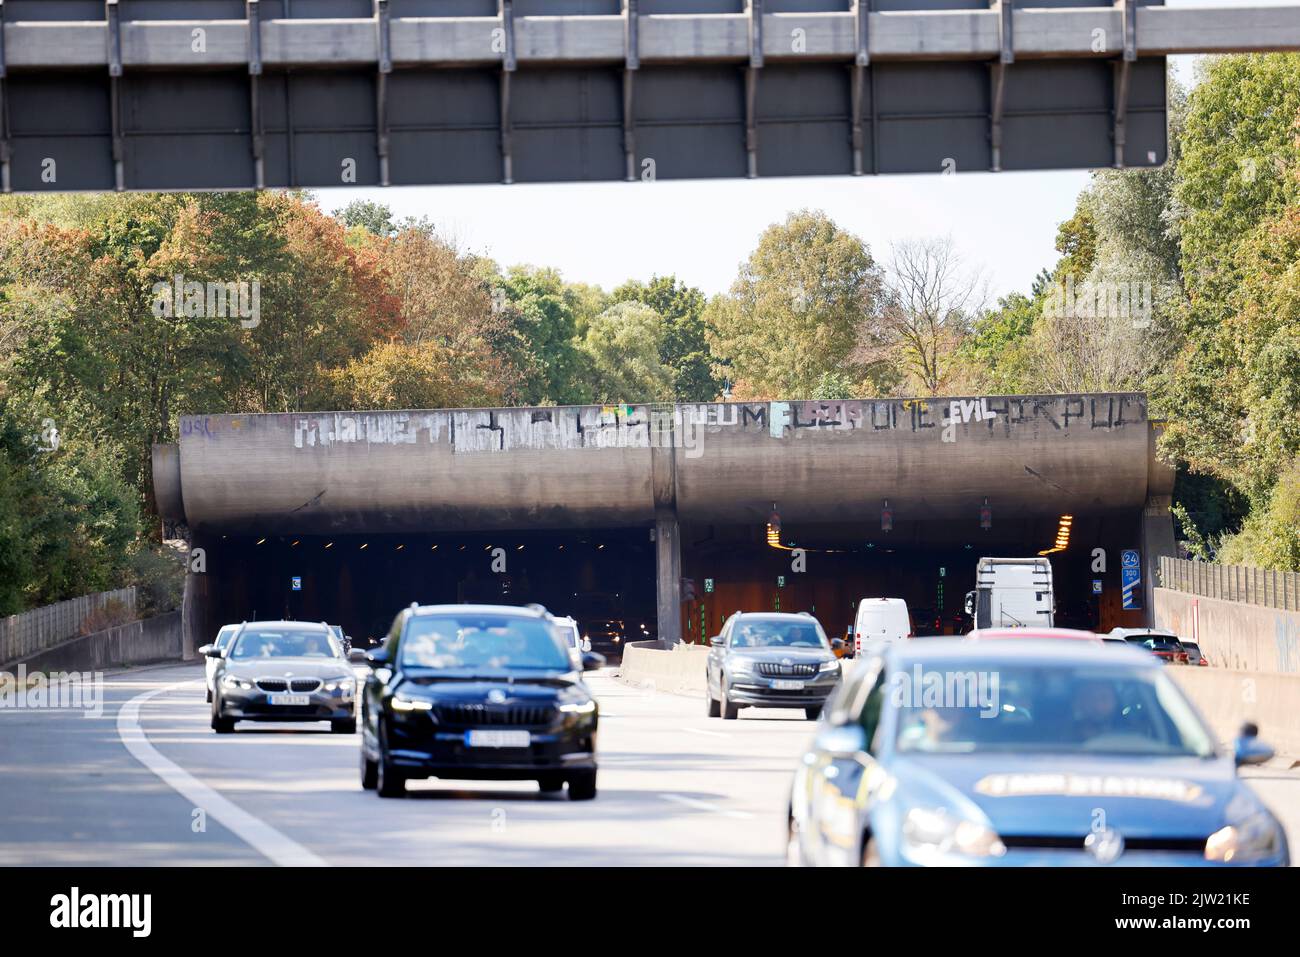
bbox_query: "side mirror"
[1234,722,1274,767]
[365,648,391,668]
[815,724,867,757]
[964,591,976,617]
[197,644,214,657]
[830,638,845,652]
[348,648,368,664]
[581,651,607,672]
[202,645,224,659]
[709,636,724,647]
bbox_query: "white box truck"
[964,557,1054,629]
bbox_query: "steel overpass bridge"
[3,2,1300,190]
[153,393,1177,653]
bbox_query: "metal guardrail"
[1159,557,1300,612]
[0,587,138,666]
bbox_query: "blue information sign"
[1121,550,1141,610]
[291,576,302,592]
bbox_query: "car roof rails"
[525,603,550,616]
[797,611,813,617]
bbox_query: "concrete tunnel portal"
[152,394,1177,657]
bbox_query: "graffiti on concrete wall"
[682,394,1146,438]
[287,407,701,455]
[272,395,1147,453]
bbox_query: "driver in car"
[1070,680,1126,743]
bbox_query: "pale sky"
[317,0,1291,301]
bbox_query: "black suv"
[360,603,604,799]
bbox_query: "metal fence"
[1159,557,1300,611]
[0,587,138,666]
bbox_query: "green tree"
[704,210,886,399]
[492,266,589,405]
[578,302,674,403]
[612,275,719,401]
[336,199,398,238]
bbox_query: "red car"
[966,627,1102,644]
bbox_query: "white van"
[852,598,911,656]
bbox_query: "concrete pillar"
[655,509,682,648]
[180,533,213,660]
[1141,495,1177,627]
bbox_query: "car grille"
[256,679,288,692]
[435,703,555,727]
[1000,835,1207,853]
[755,662,817,678]
[290,679,321,693]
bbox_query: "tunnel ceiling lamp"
[430,544,438,550]
[359,542,369,550]
[256,537,266,545]
[324,541,334,549]
[290,540,300,547]
[516,544,524,550]
[395,544,405,551]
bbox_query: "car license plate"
[465,730,531,749]
[267,694,310,706]
[771,679,804,691]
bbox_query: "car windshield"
[893,663,1216,758]
[215,627,238,649]
[400,615,571,671]
[230,628,339,659]
[730,619,827,649]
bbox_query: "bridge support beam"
[655,509,682,649]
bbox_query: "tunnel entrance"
[197,528,657,657]
[192,509,1150,657]
[677,510,1149,644]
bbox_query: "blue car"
[787,640,1288,867]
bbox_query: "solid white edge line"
[116,678,329,867]
[660,793,754,820]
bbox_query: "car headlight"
[727,658,754,674]
[819,659,840,673]
[559,699,597,715]
[391,692,433,712]
[1206,810,1283,863]
[220,674,254,690]
[323,677,355,693]
[902,808,1006,859]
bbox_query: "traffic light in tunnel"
[681,577,698,602]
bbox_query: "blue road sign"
[1121,550,1141,610]
[1092,579,1103,595]
[291,576,302,592]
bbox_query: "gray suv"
[705,612,844,720]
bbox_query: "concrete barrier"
[6,612,183,675]
[1155,587,1300,674]
[1170,668,1300,759]
[619,641,710,695]
[620,640,1298,760]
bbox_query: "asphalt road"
[2,661,1296,866]
[0,663,816,866]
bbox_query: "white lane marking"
[117,679,328,867]
[680,726,731,738]
[660,793,754,820]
